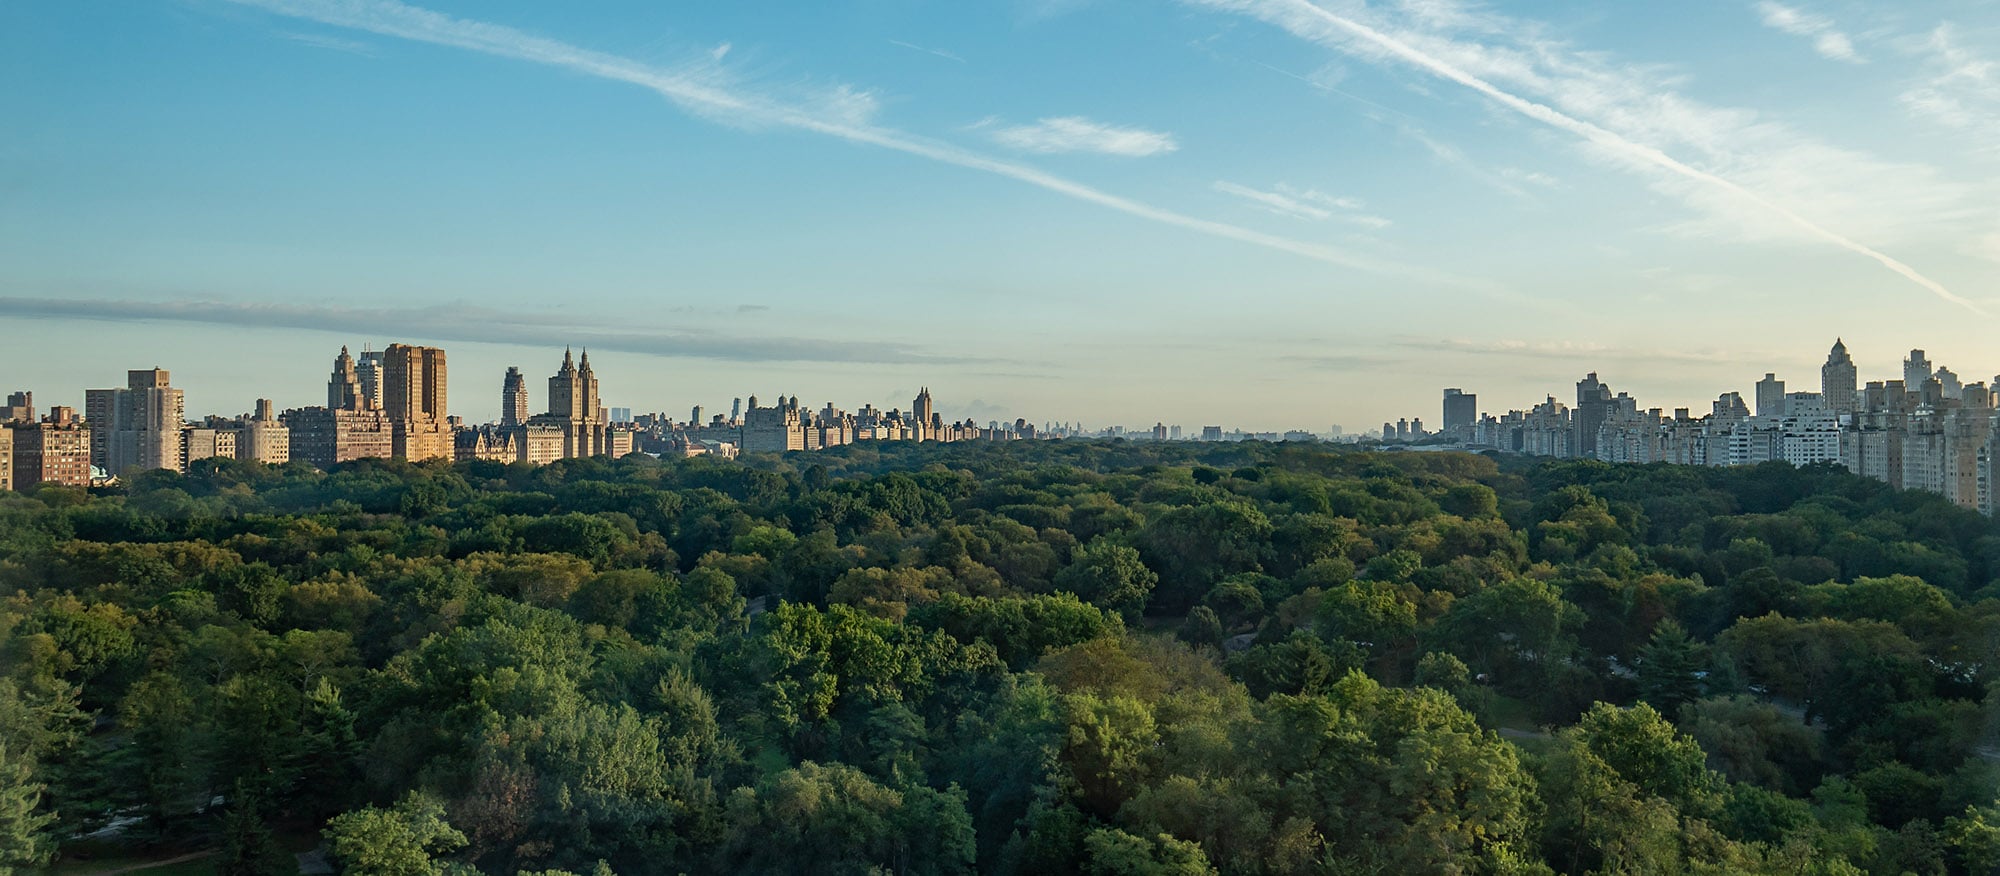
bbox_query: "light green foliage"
[325,791,469,876]
[1082,827,1217,875]
[718,761,974,875]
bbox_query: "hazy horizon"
[7,0,2000,430]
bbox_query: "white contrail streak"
[224,0,1479,291]
[1201,0,1979,314]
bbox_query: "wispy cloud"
[0,296,972,365]
[1185,0,1980,314]
[1396,337,1762,367]
[888,39,964,63]
[1213,181,1389,227]
[981,116,1180,157]
[280,30,375,55]
[1900,25,2000,152]
[218,0,1475,290]
[1754,2,1864,63]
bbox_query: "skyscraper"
[382,344,450,461]
[90,368,185,476]
[1904,349,1932,391]
[501,367,529,427]
[1821,339,1857,414]
[1442,388,1476,434]
[1755,373,1785,417]
[382,344,447,423]
[328,346,364,411]
[912,387,935,441]
[1575,373,1612,458]
[534,347,607,458]
[356,347,385,411]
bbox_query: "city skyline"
[8,1,2000,428]
[9,334,2000,441]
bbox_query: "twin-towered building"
[455,347,627,464]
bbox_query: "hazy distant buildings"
[1904,349,1932,390]
[1822,339,1858,414]
[1,392,33,424]
[1442,388,1476,436]
[1755,373,1785,417]
[1574,373,1611,458]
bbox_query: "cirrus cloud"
[982,116,1180,156]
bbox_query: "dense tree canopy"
[0,443,1996,874]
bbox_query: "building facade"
[10,408,92,489]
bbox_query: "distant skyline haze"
[5,0,2000,428]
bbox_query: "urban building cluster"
[1390,341,2000,516]
[1,344,1093,491]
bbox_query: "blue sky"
[4,0,2000,431]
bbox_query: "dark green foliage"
[0,441,1993,874]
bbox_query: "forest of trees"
[0,439,1996,874]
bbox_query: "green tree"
[717,761,974,875]
[324,791,470,876]
[219,782,292,876]
[1633,620,1707,714]
[0,744,55,875]
[1053,540,1158,619]
[1081,827,1217,876]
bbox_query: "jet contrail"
[223,0,1486,292]
[1200,0,1980,314]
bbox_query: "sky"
[4,0,2000,432]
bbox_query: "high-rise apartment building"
[0,426,11,492]
[235,399,290,464]
[382,344,447,424]
[912,388,936,441]
[1575,373,1612,458]
[10,407,91,489]
[501,367,529,427]
[1755,373,1786,418]
[382,343,450,461]
[531,348,608,459]
[329,346,366,410]
[1904,349,1932,392]
[291,347,398,467]
[90,368,186,477]
[356,348,386,411]
[1821,339,1858,414]
[1442,388,1476,434]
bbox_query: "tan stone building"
[527,348,609,459]
[234,399,290,465]
[286,407,394,468]
[88,368,186,477]
[383,344,452,462]
[0,425,11,492]
[182,427,238,469]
